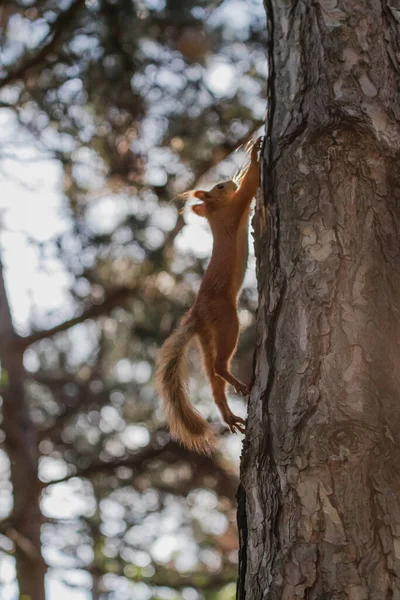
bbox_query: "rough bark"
[0,260,47,599]
[238,1,400,598]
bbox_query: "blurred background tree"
[0,1,266,598]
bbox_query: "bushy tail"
[155,316,216,455]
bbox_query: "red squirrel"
[155,138,262,454]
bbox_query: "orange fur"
[155,138,262,454]
[155,314,216,454]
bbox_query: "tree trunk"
[238,2,400,598]
[0,260,46,599]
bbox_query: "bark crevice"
[239,1,400,597]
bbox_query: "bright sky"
[0,110,73,334]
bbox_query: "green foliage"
[0,0,265,597]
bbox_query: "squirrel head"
[191,180,238,218]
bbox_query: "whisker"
[168,190,196,206]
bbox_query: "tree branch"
[42,442,174,487]
[0,0,86,90]
[147,568,236,592]
[18,286,133,349]
[43,438,239,500]
[36,380,112,443]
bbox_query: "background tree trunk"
[238,1,400,598]
[0,261,46,600]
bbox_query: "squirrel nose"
[194,190,209,199]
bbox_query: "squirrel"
[155,138,262,455]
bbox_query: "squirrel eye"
[217,184,224,189]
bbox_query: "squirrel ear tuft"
[192,203,207,217]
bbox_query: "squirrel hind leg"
[199,333,246,435]
[212,309,249,395]
[210,374,246,435]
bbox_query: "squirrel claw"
[250,136,263,158]
[226,414,246,435]
[235,383,249,396]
